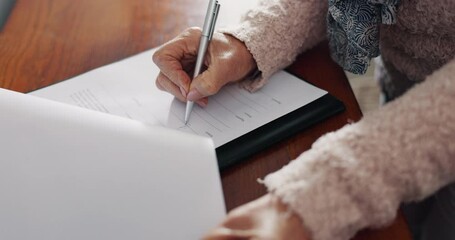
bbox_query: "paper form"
[31,48,327,147]
[0,87,225,239]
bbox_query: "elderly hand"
[152,27,256,107]
[202,194,311,240]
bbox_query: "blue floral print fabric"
[327,0,400,74]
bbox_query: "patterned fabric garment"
[327,0,400,74]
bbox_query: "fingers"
[202,200,262,240]
[153,28,257,106]
[187,67,224,101]
[155,72,186,102]
[156,72,208,107]
[152,28,201,94]
[188,32,257,100]
[202,194,311,240]
[153,51,192,93]
[202,227,256,240]
[153,52,191,95]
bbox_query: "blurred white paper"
[0,88,225,240]
[31,48,327,147]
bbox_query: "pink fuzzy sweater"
[222,0,455,240]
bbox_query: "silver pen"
[184,0,220,124]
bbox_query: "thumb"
[187,66,227,101]
[202,227,256,240]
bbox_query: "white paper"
[31,48,327,147]
[0,88,225,240]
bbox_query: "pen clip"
[208,2,220,40]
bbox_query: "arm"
[263,58,455,240]
[152,0,328,104]
[221,0,328,91]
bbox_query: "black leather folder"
[216,79,345,170]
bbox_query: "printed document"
[31,48,327,147]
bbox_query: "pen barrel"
[193,0,219,79]
[201,0,218,36]
[192,36,209,79]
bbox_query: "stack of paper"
[0,88,225,239]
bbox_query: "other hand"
[202,194,311,240]
[152,27,256,107]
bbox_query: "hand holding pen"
[184,0,220,124]
[152,0,257,123]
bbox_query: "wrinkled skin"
[152,27,257,107]
[202,194,311,240]
[153,28,310,240]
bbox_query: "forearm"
[263,58,455,240]
[221,0,328,91]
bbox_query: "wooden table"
[0,0,411,239]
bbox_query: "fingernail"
[180,87,187,98]
[187,89,203,101]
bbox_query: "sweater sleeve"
[220,0,328,91]
[263,58,455,240]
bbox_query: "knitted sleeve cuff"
[220,0,328,92]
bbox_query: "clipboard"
[216,92,344,169]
